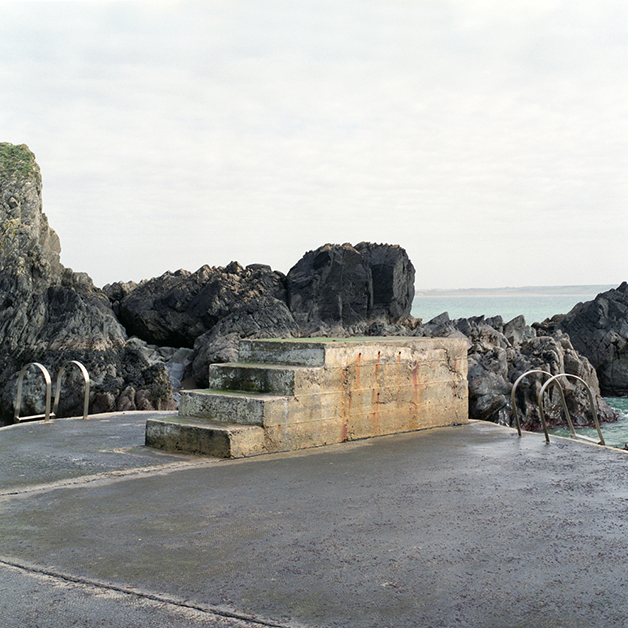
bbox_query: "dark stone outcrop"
[192,296,298,387]
[286,242,415,326]
[112,262,287,347]
[0,143,175,423]
[557,283,628,396]
[110,242,415,352]
[354,242,415,321]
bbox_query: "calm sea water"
[551,398,628,449]
[412,294,595,325]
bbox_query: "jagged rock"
[192,296,298,387]
[557,283,628,395]
[354,242,415,321]
[102,279,139,317]
[115,262,287,347]
[286,242,415,326]
[420,312,454,337]
[467,350,512,424]
[504,315,535,346]
[0,143,175,423]
[364,321,411,337]
[532,314,564,337]
[485,315,505,333]
[418,314,617,429]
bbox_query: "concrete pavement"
[1,412,628,627]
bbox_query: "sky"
[1,0,627,290]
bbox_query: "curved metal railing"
[538,373,605,446]
[14,362,53,423]
[53,360,91,421]
[14,361,90,423]
[511,368,606,445]
[510,369,568,440]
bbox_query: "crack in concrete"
[0,556,295,628]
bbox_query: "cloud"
[0,0,627,288]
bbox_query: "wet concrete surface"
[1,413,628,627]
[0,412,210,493]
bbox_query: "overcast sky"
[1,0,627,289]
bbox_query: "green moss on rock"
[0,143,36,178]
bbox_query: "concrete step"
[178,389,288,426]
[239,339,326,367]
[208,363,305,396]
[145,415,266,458]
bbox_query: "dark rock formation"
[286,242,415,326]
[2,142,617,436]
[112,262,287,347]
[192,296,298,387]
[0,143,175,423]
[102,279,138,317]
[557,283,628,396]
[354,242,415,321]
[109,241,415,358]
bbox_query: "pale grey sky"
[1,0,627,289]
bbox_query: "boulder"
[557,283,628,395]
[354,242,415,321]
[102,279,138,317]
[286,242,414,326]
[115,262,287,347]
[192,296,298,387]
[0,143,175,423]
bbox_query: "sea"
[412,294,594,326]
[410,288,628,448]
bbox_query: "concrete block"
[209,363,299,395]
[239,340,326,367]
[145,416,266,458]
[178,389,288,426]
[146,337,469,458]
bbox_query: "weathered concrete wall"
[219,338,467,453]
[148,337,468,457]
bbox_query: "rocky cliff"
[0,144,174,423]
[557,282,628,396]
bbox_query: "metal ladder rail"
[53,360,90,421]
[14,361,91,423]
[511,369,570,442]
[538,373,605,446]
[14,363,53,423]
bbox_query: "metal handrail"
[14,363,53,423]
[53,360,90,420]
[538,374,605,446]
[510,369,568,439]
[14,361,91,424]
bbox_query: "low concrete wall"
[212,337,469,453]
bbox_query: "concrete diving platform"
[146,337,469,457]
